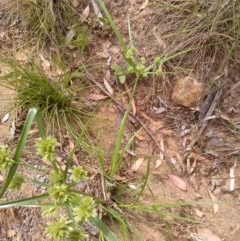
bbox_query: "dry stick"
[85,71,170,162]
[189,89,222,149]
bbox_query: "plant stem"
[110,77,139,178]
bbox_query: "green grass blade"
[127,14,133,48]
[97,0,127,53]
[0,108,39,198]
[35,109,46,138]
[110,110,129,178]
[91,216,118,241]
[0,194,49,208]
[25,177,50,188]
[63,143,78,181]
[66,202,75,224]
[110,79,139,178]
[133,157,150,204]
[113,133,136,177]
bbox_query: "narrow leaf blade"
[0,108,38,198]
[91,216,118,241]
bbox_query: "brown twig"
[189,89,222,149]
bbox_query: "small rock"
[172,76,203,107]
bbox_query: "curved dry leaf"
[90,0,103,20]
[132,99,137,116]
[153,107,166,114]
[39,53,50,71]
[131,158,144,172]
[65,29,76,45]
[168,174,187,191]
[201,178,219,214]
[1,113,10,123]
[80,5,90,23]
[140,0,149,10]
[135,133,145,141]
[10,120,16,138]
[197,228,222,241]
[194,208,204,218]
[128,184,137,190]
[103,78,114,95]
[155,159,163,169]
[190,152,209,162]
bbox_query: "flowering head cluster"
[0,146,14,171]
[36,136,58,162]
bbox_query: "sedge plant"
[0,59,96,153]
[0,108,117,241]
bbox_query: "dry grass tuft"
[0,0,83,47]
[154,0,240,74]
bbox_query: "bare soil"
[1,0,240,240]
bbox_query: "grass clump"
[1,0,88,48]
[0,59,92,139]
[153,0,240,71]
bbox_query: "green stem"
[110,77,139,178]
[133,157,150,204]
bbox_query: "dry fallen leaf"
[65,29,76,45]
[160,138,164,158]
[39,53,50,71]
[86,93,108,101]
[197,228,222,241]
[10,120,16,138]
[90,0,103,20]
[194,208,205,218]
[103,78,114,95]
[168,174,187,191]
[176,152,185,173]
[132,99,137,116]
[169,157,177,165]
[155,159,163,169]
[128,184,137,190]
[190,152,209,162]
[207,185,219,213]
[114,175,127,181]
[139,0,149,10]
[135,133,145,141]
[229,162,237,191]
[1,113,10,123]
[79,5,90,23]
[131,158,144,172]
[153,107,166,114]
